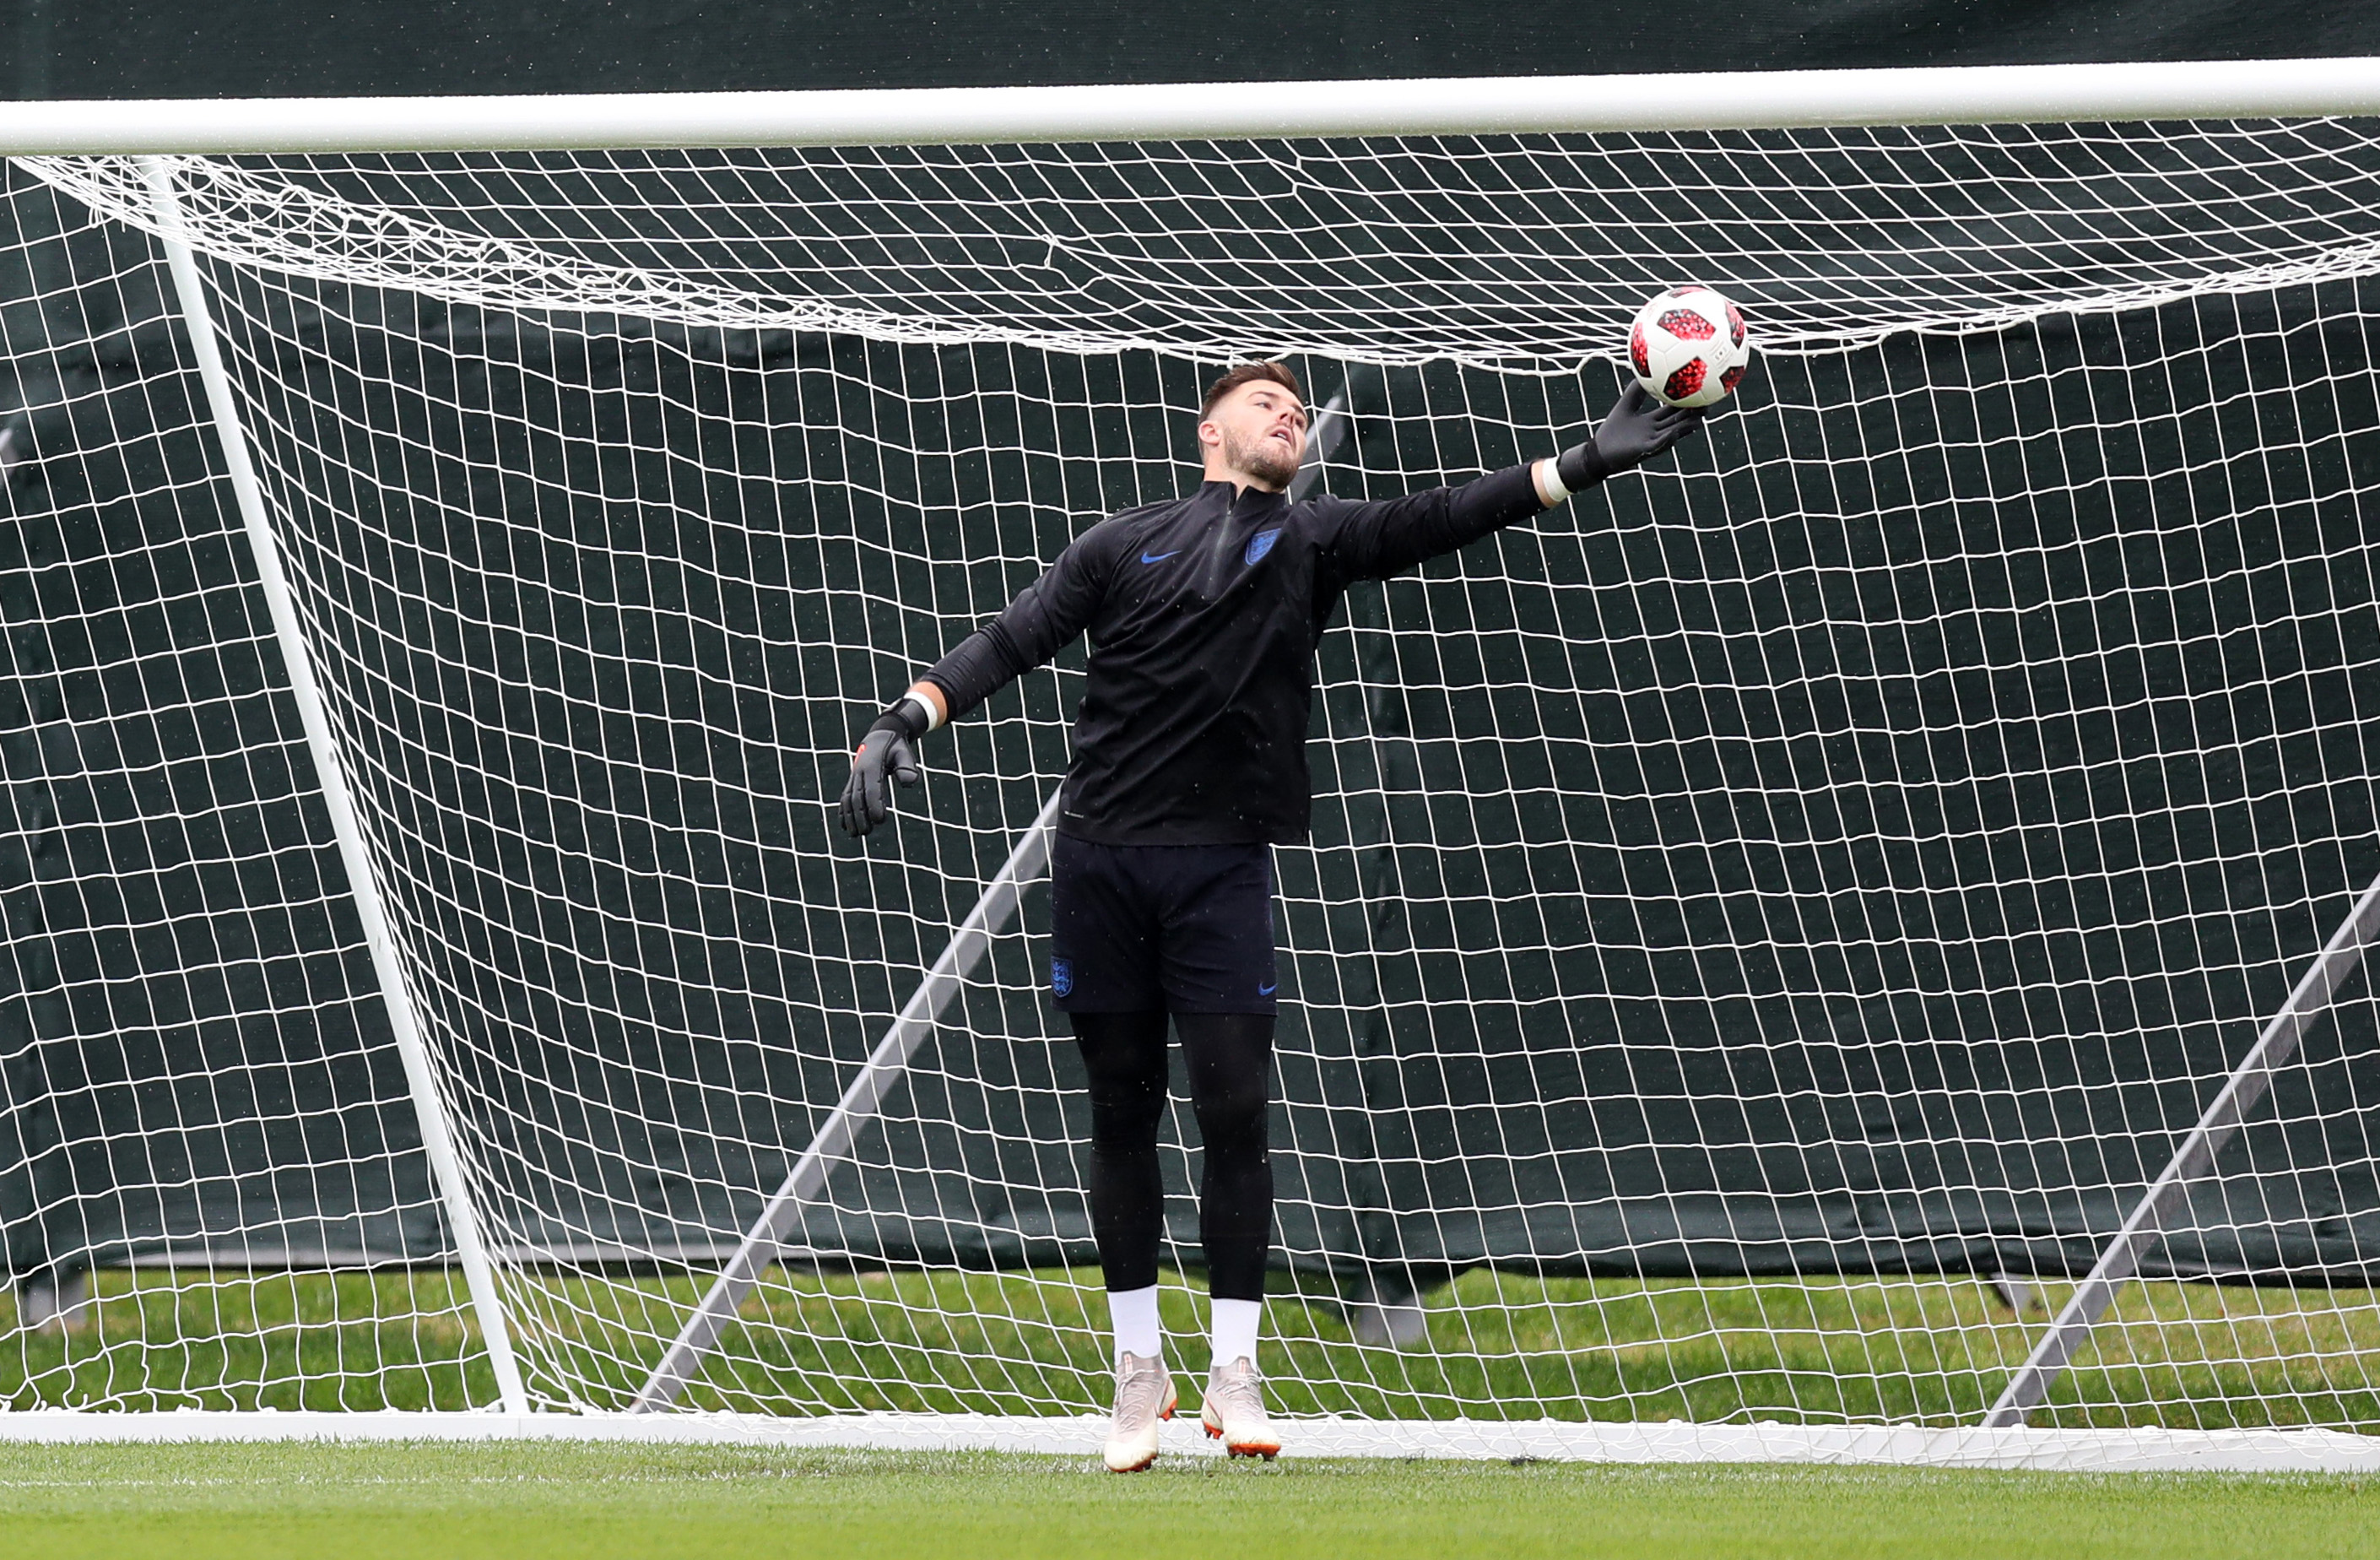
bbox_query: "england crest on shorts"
[1051,957,1074,999]
[1245,527,1281,566]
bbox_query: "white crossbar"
[2,57,2379,154]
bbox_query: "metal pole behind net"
[141,155,531,1414]
[1982,870,2380,1427]
[631,783,1062,1412]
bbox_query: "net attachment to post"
[3,65,2380,1460]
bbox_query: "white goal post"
[3,58,2380,1468]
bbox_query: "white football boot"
[1103,1351,1177,1473]
[1199,1355,1281,1460]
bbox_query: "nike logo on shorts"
[1139,550,1181,564]
[1258,982,1277,996]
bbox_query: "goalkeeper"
[840,362,1701,1471]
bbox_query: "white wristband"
[901,691,945,733]
[1535,457,1571,506]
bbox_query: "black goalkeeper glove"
[1553,381,1706,494]
[838,701,929,837]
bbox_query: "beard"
[1223,423,1301,488]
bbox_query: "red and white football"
[1628,285,1751,409]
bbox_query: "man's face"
[1202,380,1308,490]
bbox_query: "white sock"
[1209,1297,1263,1372]
[1108,1285,1162,1367]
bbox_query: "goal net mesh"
[5,117,2380,1439]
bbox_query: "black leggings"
[1070,1010,1274,1302]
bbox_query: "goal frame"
[3,57,2380,154]
[6,56,2380,1461]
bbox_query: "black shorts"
[1047,834,1279,1014]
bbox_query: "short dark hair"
[1200,361,1304,419]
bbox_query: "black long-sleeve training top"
[920,464,1547,846]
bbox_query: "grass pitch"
[0,1444,2372,1559]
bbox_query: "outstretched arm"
[1328,382,1704,582]
[838,528,1114,837]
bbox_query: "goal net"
[5,89,2380,1462]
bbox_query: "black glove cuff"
[1555,440,1614,494]
[870,702,929,744]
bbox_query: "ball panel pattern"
[1657,308,1717,341]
